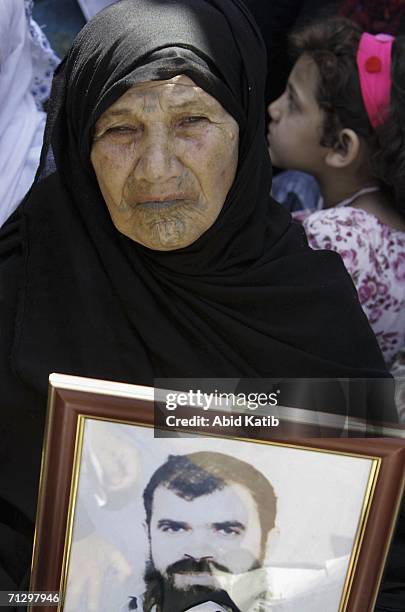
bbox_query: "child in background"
[267,17,405,367]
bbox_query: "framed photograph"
[30,374,405,612]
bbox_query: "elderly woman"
[0,0,401,606]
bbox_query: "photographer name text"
[165,414,279,428]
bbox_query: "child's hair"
[290,17,405,217]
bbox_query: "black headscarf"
[12,0,387,392]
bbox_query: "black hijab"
[12,0,387,393]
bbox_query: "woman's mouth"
[133,194,194,211]
[137,199,186,210]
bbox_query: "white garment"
[0,0,48,226]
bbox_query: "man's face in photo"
[148,483,263,592]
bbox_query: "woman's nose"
[133,128,181,183]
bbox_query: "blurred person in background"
[0,0,58,227]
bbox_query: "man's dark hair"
[290,17,405,217]
[143,451,277,554]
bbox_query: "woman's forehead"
[102,75,222,117]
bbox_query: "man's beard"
[143,557,258,612]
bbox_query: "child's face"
[267,55,327,174]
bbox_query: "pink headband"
[356,32,394,129]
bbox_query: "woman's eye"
[105,126,140,136]
[179,116,208,127]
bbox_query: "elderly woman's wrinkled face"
[91,75,239,250]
